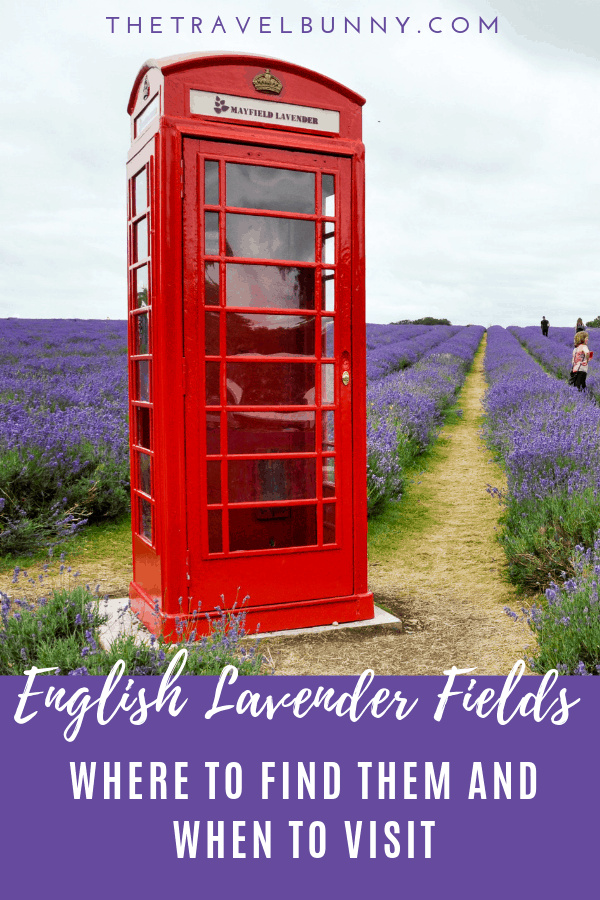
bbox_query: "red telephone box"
[126,51,374,637]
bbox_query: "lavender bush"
[509,325,600,401]
[483,326,600,588]
[505,536,600,675]
[0,319,129,554]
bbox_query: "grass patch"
[0,514,132,575]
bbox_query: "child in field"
[570,331,590,391]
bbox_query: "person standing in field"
[570,331,591,391]
[541,316,549,336]
[575,317,585,335]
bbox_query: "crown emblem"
[252,69,283,94]
[142,75,150,101]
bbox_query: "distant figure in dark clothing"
[576,317,585,336]
[541,316,549,336]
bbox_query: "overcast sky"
[0,0,598,327]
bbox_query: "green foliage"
[392,317,452,326]
[507,538,600,675]
[586,316,600,329]
[497,488,600,591]
[0,580,266,677]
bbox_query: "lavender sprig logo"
[214,95,229,115]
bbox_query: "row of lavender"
[366,325,485,513]
[366,323,461,381]
[0,319,130,554]
[508,325,600,401]
[483,326,600,674]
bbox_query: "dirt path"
[264,335,531,675]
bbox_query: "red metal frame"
[126,52,373,638]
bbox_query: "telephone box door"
[183,139,355,612]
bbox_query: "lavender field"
[508,325,600,401]
[366,323,485,512]
[483,325,600,673]
[0,319,129,554]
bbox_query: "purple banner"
[2,665,597,898]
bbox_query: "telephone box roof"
[127,50,366,115]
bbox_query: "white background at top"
[0,0,598,327]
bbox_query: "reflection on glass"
[227,164,315,214]
[229,504,317,551]
[323,503,336,544]
[206,413,221,454]
[206,460,221,504]
[229,458,316,503]
[227,313,315,357]
[205,211,219,255]
[136,360,150,402]
[322,223,335,264]
[226,214,314,262]
[323,458,335,498]
[321,318,334,357]
[138,452,151,495]
[205,160,219,205]
[204,262,219,306]
[205,311,220,356]
[322,174,335,217]
[226,265,315,310]
[321,272,335,311]
[322,364,334,404]
[139,497,152,542]
[227,362,315,406]
[206,361,220,405]
[135,312,149,355]
[208,509,223,553]
[227,410,315,455]
[136,406,151,449]
[136,218,148,261]
[135,265,148,308]
[134,168,147,215]
[322,411,335,451]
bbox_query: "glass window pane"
[323,457,335,499]
[227,164,315,214]
[139,497,152,542]
[135,312,149,355]
[206,412,221,455]
[322,223,335,264]
[208,509,223,553]
[227,362,315,406]
[229,505,317,552]
[205,160,219,205]
[226,264,315,310]
[322,174,335,217]
[136,360,150,402]
[229,458,316,503]
[134,168,147,215]
[136,218,148,262]
[205,311,220,356]
[207,460,221,504]
[138,452,151,496]
[321,271,335,311]
[322,364,334,404]
[322,411,335,451]
[227,313,315,357]
[321,317,334,357]
[136,406,151,450]
[205,211,219,255]
[226,214,315,262]
[204,262,220,306]
[323,503,336,545]
[135,265,148,308]
[227,410,315,455]
[206,361,220,405]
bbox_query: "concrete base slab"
[97,598,401,651]
[251,604,400,639]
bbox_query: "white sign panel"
[190,90,340,133]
